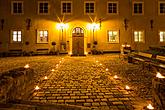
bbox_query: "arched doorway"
[72,27,84,56]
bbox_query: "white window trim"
[107,1,119,15]
[84,1,95,15]
[61,1,73,15]
[133,30,145,43]
[132,1,144,15]
[158,1,165,15]
[38,1,50,15]
[37,30,49,44]
[107,30,120,43]
[11,1,24,15]
[10,30,23,43]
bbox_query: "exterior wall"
[0,0,165,54]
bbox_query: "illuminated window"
[134,31,144,42]
[159,31,165,42]
[61,1,72,14]
[133,2,144,15]
[107,31,119,43]
[107,2,118,14]
[84,1,95,14]
[37,30,48,43]
[11,30,22,42]
[159,1,165,15]
[38,1,49,15]
[11,1,23,14]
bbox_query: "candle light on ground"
[114,75,118,79]
[125,85,130,90]
[156,72,165,78]
[100,63,102,66]
[106,68,109,71]
[147,104,154,109]
[44,76,48,80]
[96,60,99,63]
[51,69,55,72]
[24,64,30,69]
[35,86,40,90]
[59,61,62,63]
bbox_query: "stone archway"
[72,27,84,56]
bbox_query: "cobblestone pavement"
[23,55,148,110]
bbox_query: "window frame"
[61,1,72,15]
[133,31,145,43]
[38,1,50,15]
[107,30,119,43]
[37,30,49,44]
[132,1,144,15]
[84,1,95,15]
[10,30,23,43]
[158,1,165,15]
[159,31,165,42]
[107,1,119,15]
[11,1,24,15]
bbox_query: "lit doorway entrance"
[72,27,84,56]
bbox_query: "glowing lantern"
[125,85,130,90]
[156,72,165,78]
[35,86,40,90]
[44,76,48,80]
[147,104,154,109]
[24,64,29,69]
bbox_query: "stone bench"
[8,49,23,56]
[34,49,49,55]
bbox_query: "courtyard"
[0,54,156,110]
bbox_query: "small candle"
[125,85,130,90]
[114,75,118,79]
[44,76,48,80]
[35,86,40,90]
[24,64,29,69]
[147,104,154,109]
[51,69,55,72]
[106,68,109,71]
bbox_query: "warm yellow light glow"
[114,75,118,79]
[99,63,102,66]
[56,64,59,67]
[87,23,100,30]
[122,45,125,47]
[44,76,48,80]
[125,85,130,90]
[56,23,69,30]
[96,60,99,63]
[24,64,30,69]
[106,68,109,71]
[59,61,62,63]
[126,45,130,47]
[156,72,165,78]
[85,52,88,55]
[51,69,55,72]
[69,52,72,55]
[147,104,154,109]
[35,86,40,90]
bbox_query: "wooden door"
[72,27,84,56]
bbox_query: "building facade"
[0,0,165,55]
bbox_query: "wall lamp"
[150,19,154,30]
[1,19,4,30]
[26,18,31,30]
[124,18,129,31]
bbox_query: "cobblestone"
[0,55,149,109]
